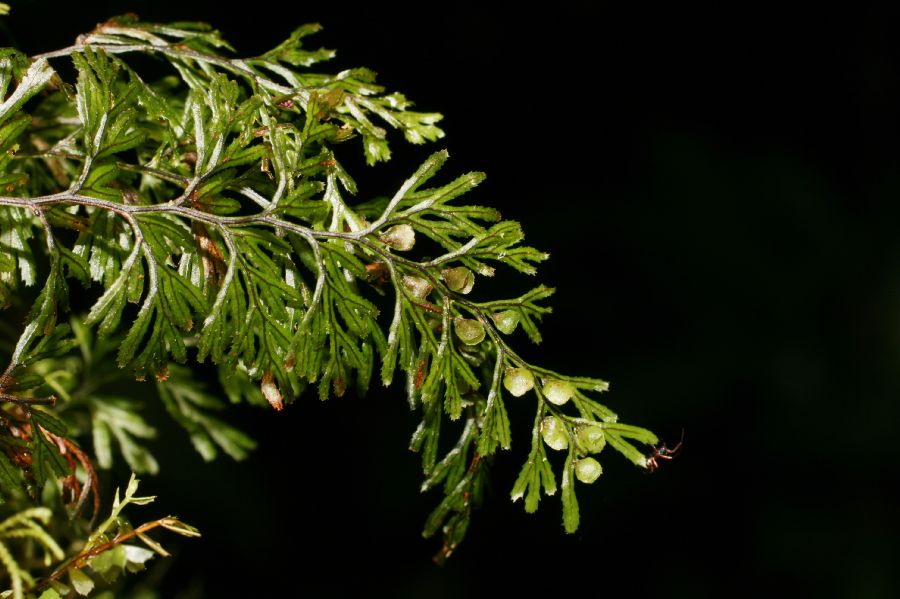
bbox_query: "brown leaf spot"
[414,359,427,390]
[261,371,284,411]
[365,262,390,285]
[181,151,198,167]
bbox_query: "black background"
[4,2,900,597]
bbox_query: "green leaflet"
[419,424,487,565]
[602,422,659,446]
[477,355,512,455]
[10,251,68,367]
[72,49,128,158]
[258,23,336,68]
[157,365,256,461]
[0,452,24,495]
[604,431,651,468]
[510,411,557,513]
[419,415,477,493]
[91,398,159,474]
[68,568,94,595]
[410,394,443,474]
[0,56,54,125]
[0,207,37,305]
[561,444,580,533]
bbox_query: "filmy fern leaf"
[0,15,663,565]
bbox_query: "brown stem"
[0,392,56,407]
[29,518,178,593]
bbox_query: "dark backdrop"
[4,2,900,597]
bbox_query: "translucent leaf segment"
[0,17,658,558]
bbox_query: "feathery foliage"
[0,14,664,590]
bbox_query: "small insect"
[645,429,684,473]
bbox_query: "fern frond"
[0,17,662,563]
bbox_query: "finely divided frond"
[0,17,661,562]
